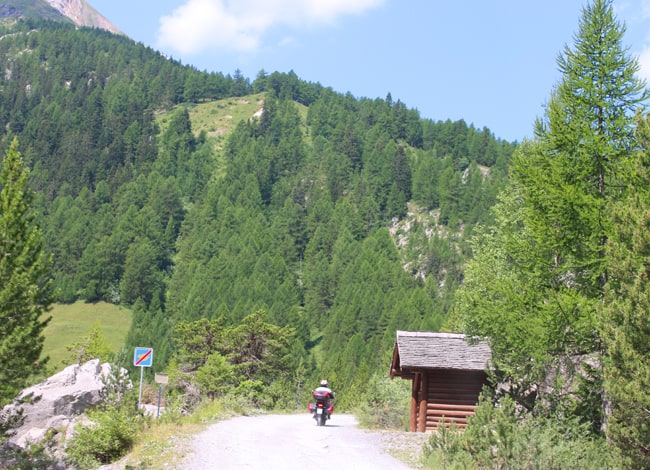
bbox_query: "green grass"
[187,93,265,141]
[156,93,312,165]
[41,301,131,371]
[156,93,266,150]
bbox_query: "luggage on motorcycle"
[313,389,330,402]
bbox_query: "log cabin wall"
[423,369,486,430]
[391,331,492,432]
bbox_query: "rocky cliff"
[0,0,121,35]
[44,0,121,34]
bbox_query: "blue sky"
[88,1,650,143]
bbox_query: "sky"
[88,0,650,143]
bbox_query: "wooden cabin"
[390,331,492,432]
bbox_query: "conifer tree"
[0,138,54,404]
[599,115,650,467]
[458,0,647,430]
[510,1,647,426]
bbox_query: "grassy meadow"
[156,93,265,148]
[186,93,265,141]
[41,301,131,371]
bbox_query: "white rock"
[2,359,130,446]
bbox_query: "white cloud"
[156,0,383,56]
[637,46,650,83]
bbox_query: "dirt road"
[178,413,423,469]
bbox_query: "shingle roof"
[392,330,491,373]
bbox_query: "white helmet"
[320,379,328,387]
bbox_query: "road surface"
[178,413,419,469]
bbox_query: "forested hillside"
[0,20,515,397]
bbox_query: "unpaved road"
[178,413,425,469]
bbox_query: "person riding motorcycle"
[310,379,336,423]
[314,379,335,400]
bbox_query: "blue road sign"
[134,347,153,367]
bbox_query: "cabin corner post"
[417,370,428,432]
[410,372,420,432]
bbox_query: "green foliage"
[172,317,227,372]
[64,320,113,365]
[171,311,298,407]
[356,373,411,430]
[598,114,650,468]
[119,239,164,306]
[421,421,473,470]
[0,19,515,418]
[65,399,144,469]
[421,394,616,469]
[232,380,268,408]
[456,0,648,431]
[455,189,551,409]
[228,310,296,383]
[41,302,131,371]
[0,438,62,470]
[0,138,55,405]
[194,353,235,398]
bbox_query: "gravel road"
[178,413,426,470]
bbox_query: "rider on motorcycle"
[309,379,336,424]
[314,379,335,399]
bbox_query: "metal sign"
[155,373,169,385]
[134,347,153,367]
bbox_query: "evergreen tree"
[599,115,650,467]
[514,0,647,426]
[458,0,647,430]
[0,138,54,404]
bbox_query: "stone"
[2,359,130,447]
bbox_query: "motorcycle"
[308,389,334,426]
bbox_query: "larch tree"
[512,0,647,428]
[599,114,650,467]
[0,138,55,404]
[457,0,647,431]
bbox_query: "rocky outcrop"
[2,359,130,447]
[44,0,121,34]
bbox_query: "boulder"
[2,359,130,447]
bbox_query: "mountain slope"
[0,22,516,393]
[0,0,68,22]
[0,0,120,34]
[45,0,120,33]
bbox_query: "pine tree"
[0,138,54,404]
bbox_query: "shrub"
[356,374,410,430]
[233,380,269,409]
[421,393,618,469]
[65,402,144,469]
[194,352,235,399]
[0,440,63,470]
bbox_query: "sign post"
[154,373,168,417]
[134,347,153,409]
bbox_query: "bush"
[233,380,269,409]
[421,394,618,469]
[0,440,63,470]
[65,402,144,469]
[356,374,410,430]
[194,352,235,399]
